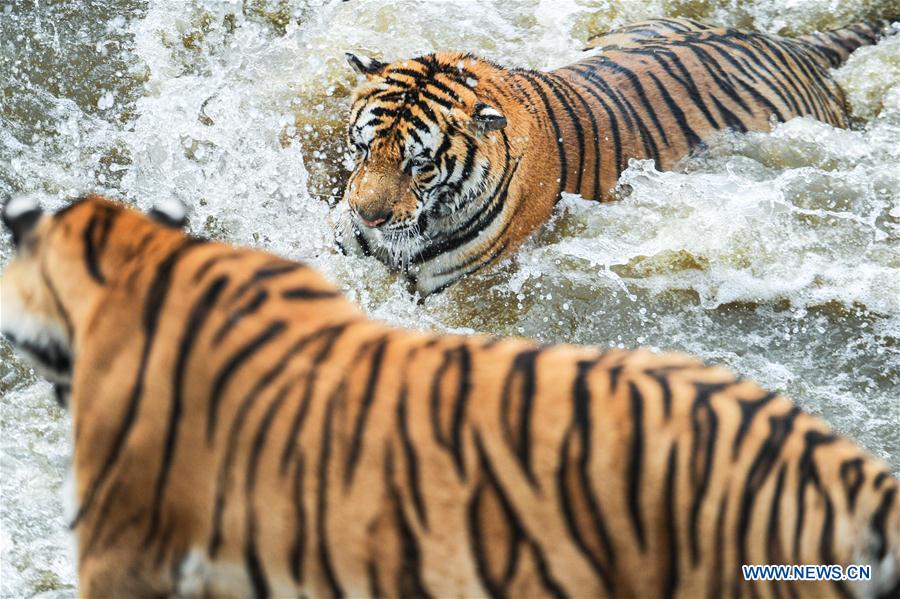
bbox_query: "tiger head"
[1,194,187,403]
[338,52,515,276]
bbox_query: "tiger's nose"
[355,206,391,228]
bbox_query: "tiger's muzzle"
[345,164,419,230]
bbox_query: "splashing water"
[1,1,899,595]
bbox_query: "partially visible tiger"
[337,17,896,295]
[2,194,898,597]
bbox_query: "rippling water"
[2,1,899,595]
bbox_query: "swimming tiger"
[2,194,898,598]
[336,17,896,296]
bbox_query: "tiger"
[2,194,898,598]
[336,17,897,296]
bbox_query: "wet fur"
[339,17,894,295]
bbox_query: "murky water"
[2,1,899,595]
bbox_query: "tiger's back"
[2,196,899,597]
[549,17,879,199]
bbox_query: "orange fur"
[2,195,898,597]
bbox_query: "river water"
[1,1,898,595]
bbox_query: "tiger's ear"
[2,195,44,248]
[471,103,507,135]
[149,198,188,229]
[346,52,386,77]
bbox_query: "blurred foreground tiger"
[2,195,899,598]
[337,17,897,296]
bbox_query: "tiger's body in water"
[2,195,898,598]
[337,17,896,295]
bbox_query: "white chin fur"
[0,283,72,384]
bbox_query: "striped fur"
[337,17,895,296]
[2,196,899,597]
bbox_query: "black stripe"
[367,560,383,599]
[428,344,472,478]
[385,447,434,599]
[838,458,865,512]
[418,86,455,110]
[532,71,587,194]
[708,37,802,117]
[710,493,728,597]
[709,94,748,133]
[785,40,845,122]
[289,453,306,583]
[317,398,345,598]
[278,322,356,475]
[563,66,626,183]
[344,336,390,487]
[663,443,679,599]
[227,261,301,304]
[792,431,837,559]
[72,237,204,528]
[422,75,467,104]
[145,274,229,548]
[500,349,542,488]
[385,67,424,80]
[646,71,703,149]
[687,383,725,564]
[244,511,270,599]
[686,39,787,122]
[192,250,243,282]
[556,359,614,593]
[552,74,602,200]
[398,371,428,528]
[469,433,526,599]
[82,204,118,284]
[646,370,674,418]
[608,365,622,394]
[626,381,646,550]
[214,289,268,343]
[514,70,568,194]
[736,407,801,565]
[206,321,287,444]
[281,287,341,300]
[732,392,778,459]
[529,540,568,599]
[673,41,756,116]
[636,47,721,130]
[871,486,896,561]
[743,34,815,115]
[596,58,671,147]
[246,378,295,492]
[572,64,661,167]
[765,463,788,567]
[770,39,831,120]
